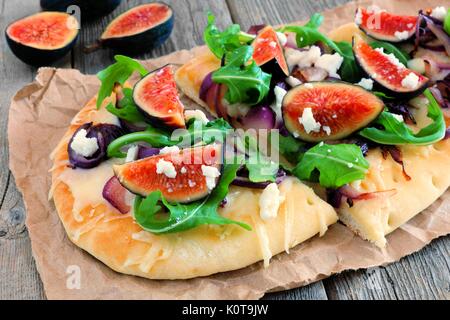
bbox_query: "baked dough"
[51,95,338,280]
[175,23,450,248]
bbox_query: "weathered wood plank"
[263,282,328,300]
[0,0,57,300]
[226,0,351,30]
[72,0,234,74]
[323,236,450,300]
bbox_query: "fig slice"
[355,7,417,42]
[113,143,223,203]
[353,35,429,97]
[5,11,79,66]
[252,26,289,77]
[282,82,384,142]
[95,2,174,54]
[133,64,186,128]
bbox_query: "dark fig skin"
[133,64,186,129]
[5,12,79,66]
[282,81,385,142]
[352,36,429,99]
[99,3,174,55]
[114,144,224,203]
[40,0,122,19]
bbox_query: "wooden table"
[1,0,449,300]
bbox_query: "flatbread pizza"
[50,4,450,280]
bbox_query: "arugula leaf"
[96,55,148,109]
[203,12,255,59]
[105,88,146,122]
[373,91,395,99]
[334,41,363,83]
[212,46,271,105]
[107,118,233,158]
[369,41,410,66]
[280,15,361,82]
[245,153,279,182]
[133,163,251,234]
[270,132,306,164]
[444,8,450,35]
[359,89,446,145]
[292,143,369,188]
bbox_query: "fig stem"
[83,40,103,54]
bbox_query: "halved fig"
[353,35,429,97]
[114,143,223,203]
[133,64,186,128]
[355,7,417,42]
[282,82,384,142]
[252,26,289,77]
[87,3,173,54]
[5,11,79,66]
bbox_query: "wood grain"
[1,0,449,300]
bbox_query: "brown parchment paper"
[8,0,450,300]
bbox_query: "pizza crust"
[51,96,338,280]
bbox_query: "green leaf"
[96,55,148,109]
[270,132,306,164]
[292,143,369,188]
[444,8,450,35]
[359,89,446,145]
[105,88,147,122]
[203,12,255,59]
[369,40,410,66]
[334,41,363,83]
[280,15,361,82]
[373,91,395,99]
[245,153,279,183]
[212,46,272,105]
[107,118,233,158]
[133,164,251,234]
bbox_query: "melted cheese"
[72,213,105,241]
[280,179,294,253]
[131,231,173,272]
[56,159,121,222]
[252,217,272,268]
[87,106,120,126]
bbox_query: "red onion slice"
[102,176,131,214]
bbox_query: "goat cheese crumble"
[394,30,410,41]
[71,129,99,157]
[156,159,177,178]
[356,78,374,90]
[285,46,321,69]
[276,32,288,46]
[286,76,302,87]
[184,109,209,124]
[299,107,321,134]
[431,6,447,21]
[125,145,139,163]
[401,72,420,89]
[271,85,288,123]
[314,53,344,78]
[159,146,180,154]
[259,183,285,220]
[391,114,404,122]
[201,165,221,190]
[355,8,363,25]
[374,47,405,68]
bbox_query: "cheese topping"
[394,30,410,41]
[315,53,344,78]
[375,47,405,68]
[271,85,287,122]
[285,46,321,69]
[125,145,139,163]
[299,107,321,133]
[355,8,363,25]
[401,72,420,89]
[156,159,177,178]
[201,165,221,190]
[276,32,288,46]
[259,183,285,220]
[286,76,302,87]
[184,109,209,124]
[71,129,99,157]
[431,6,447,21]
[356,78,374,90]
[391,114,404,122]
[57,159,120,222]
[159,146,180,155]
